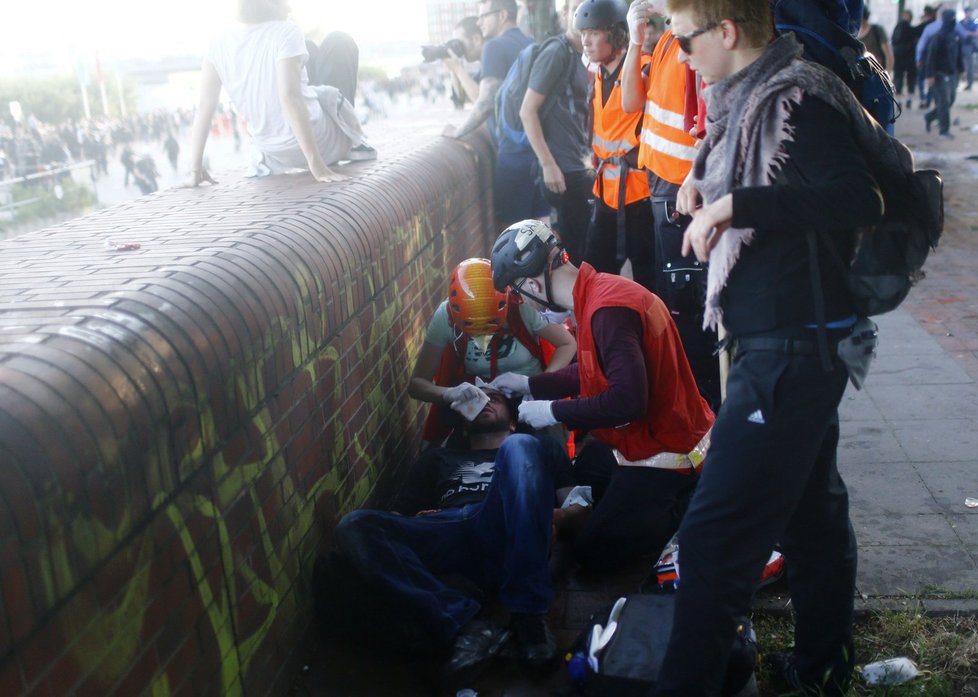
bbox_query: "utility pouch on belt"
[836,317,878,390]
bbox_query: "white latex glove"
[627,0,651,46]
[443,382,484,410]
[490,372,531,398]
[518,400,558,429]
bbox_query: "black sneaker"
[509,612,559,673]
[346,142,378,162]
[441,619,509,689]
[766,652,852,697]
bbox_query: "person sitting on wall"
[318,386,589,688]
[408,257,576,446]
[187,0,376,187]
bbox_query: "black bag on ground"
[566,594,757,696]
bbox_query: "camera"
[421,38,467,63]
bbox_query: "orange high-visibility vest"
[591,57,651,209]
[637,31,699,185]
[573,263,714,461]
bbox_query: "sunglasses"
[671,16,747,54]
[478,9,501,20]
[674,21,719,54]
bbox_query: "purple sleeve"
[528,362,581,398]
[549,307,649,430]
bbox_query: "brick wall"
[0,132,496,697]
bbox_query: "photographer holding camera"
[425,17,484,107]
[443,0,530,139]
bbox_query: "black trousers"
[543,168,594,266]
[583,197,657,292]
[306,32,359,106]
[654,347,857,697]
[893,53,917,96]
[572,440,698,572]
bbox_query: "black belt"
[732,337,820,355]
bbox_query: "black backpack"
[566,594,758,696]
[495,35,577,148]
[846,166,944,317]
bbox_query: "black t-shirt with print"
[391,435,573,514]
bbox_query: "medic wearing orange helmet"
[408,258,576,444]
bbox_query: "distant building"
[426,0,479,43]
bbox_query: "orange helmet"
[447,258,508,337]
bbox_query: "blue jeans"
[334,434,558,647]
[654,347,856,696]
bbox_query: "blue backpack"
[773,0,899,133]
[495,35,577,148]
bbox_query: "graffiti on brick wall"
[28,221,466,696]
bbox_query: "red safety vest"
[637,31,700,185]
[421,295,547,443]
[573,263,714,460]
[591,57,651,209]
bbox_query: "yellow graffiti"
[35,211,460,696]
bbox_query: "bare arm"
[186,61,221,186]
[538,322,576,371]
[620,42,648,113]
[520,87,565,193]
[444,55,480,104]
[454,77,502,138]
[408,341,453,403]
[275,56,346,183]
[883,40,895,75]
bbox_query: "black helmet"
[490,219,560,292]
[574,0,628,31]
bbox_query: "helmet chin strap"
[519,258,567,313]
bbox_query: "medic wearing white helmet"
[489,220,713,570]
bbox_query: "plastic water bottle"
[861,657,920,685]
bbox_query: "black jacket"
[724,96,883,337]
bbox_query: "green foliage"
[0,74,138,124]
[3,178,96,224]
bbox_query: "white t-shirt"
[424,300,548,377]
[207,21,324,151]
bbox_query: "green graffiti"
[33,210,462,697]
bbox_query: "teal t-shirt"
[424,300,547,377]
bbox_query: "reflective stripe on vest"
[591,67,650,209]
[637,31,699,184]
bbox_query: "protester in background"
[164,132,180,171]
[857,7,893,73]
[891,10,919,107]
[924,9,964,139]
[916,5,940,109]
[187,0,375,187]
[578,0,657,294]
[649,0,889,692]
[520,0,592,265]
[959,6,978,90]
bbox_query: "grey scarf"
[694,33,913,330]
